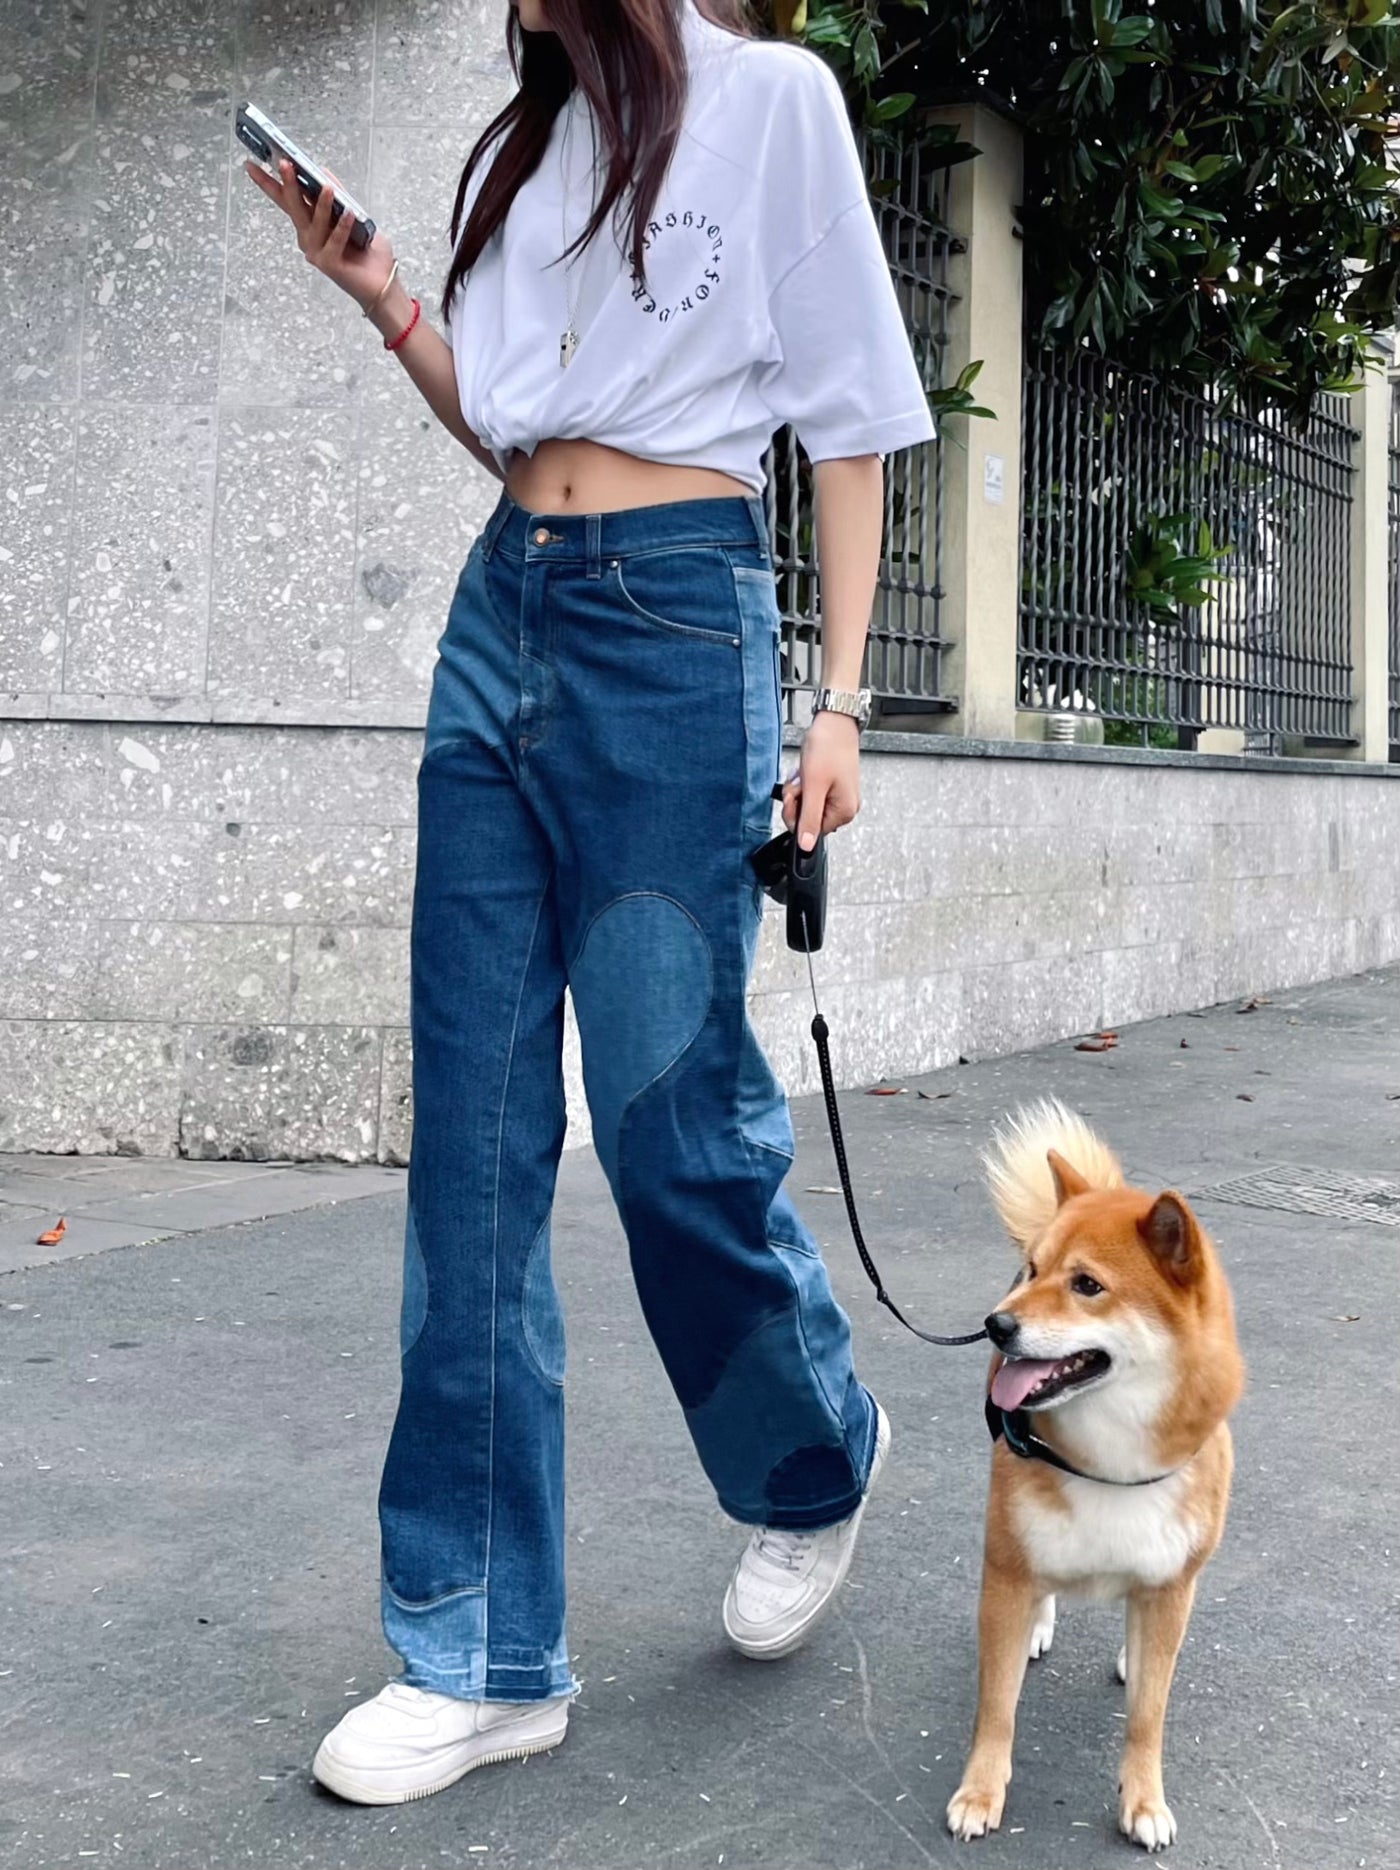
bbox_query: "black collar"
[984,1396,1183,1487]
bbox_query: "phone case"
[236,102,377,251]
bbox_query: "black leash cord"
[808,1007,987,1348]
[791,869,1183,1478]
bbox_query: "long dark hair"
[440,0,759,327]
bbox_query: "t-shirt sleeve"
[757,59,937,462]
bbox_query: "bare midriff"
[504,436,755,514]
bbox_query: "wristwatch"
[812,686,873,730]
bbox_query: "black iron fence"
[1019,350,1358,751]
[760,131,953,727]
[1389,374,1400,758]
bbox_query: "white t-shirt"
[447,1,937,494]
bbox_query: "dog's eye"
[1014,1262,1036,1287]
[1070,1272,1104,1297]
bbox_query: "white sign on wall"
[983,453,1005,505]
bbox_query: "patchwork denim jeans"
[378,489,879,1702]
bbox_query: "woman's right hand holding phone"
[243,147,486,468]
[244,156,398,319]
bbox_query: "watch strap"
[813,686,872,728]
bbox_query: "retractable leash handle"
[750,789,987,1350]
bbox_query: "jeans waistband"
[478,487,771,569]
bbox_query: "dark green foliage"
[764,0,1400,419]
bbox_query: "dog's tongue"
[991,1357,1062,1411]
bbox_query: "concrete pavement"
[3,967,1396,1870]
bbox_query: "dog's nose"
[985,1311,1019,1349]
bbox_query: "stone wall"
[1,723,1394,1158]
[4,3,1398,1161]
[4,0,511,737]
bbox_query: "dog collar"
[984,1396,1183,1487]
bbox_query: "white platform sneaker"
[722,1401,891,1661]
[312,1680,570,1805]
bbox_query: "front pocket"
[609,545,743,646]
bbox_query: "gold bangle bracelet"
[362,258,400,321]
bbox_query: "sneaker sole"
[311,1715,568,1806]
[723,1402,892,1662]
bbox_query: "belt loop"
[746,493,771,559]
[480,489,512,563]
[586,512,603,580]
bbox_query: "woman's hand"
[243,155,397,313]
[780,710,861,851]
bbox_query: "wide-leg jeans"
[378,488,878,1701]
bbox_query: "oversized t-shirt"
[447,0,937,494]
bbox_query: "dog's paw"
[947,1782,1007,1840]
[1120,1795,1177,1852]
[1116,1642,1127,1684]
[1028,1595,1056,1660]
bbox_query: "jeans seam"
[615,539,767,561]
[734,564,783,850]
[486,875,554,1654]
[401,1192,429,1356]
[750,1149,846,1437]
[382,1576,487,1612]
[566,889,711,986]
[520,1212,565,1389]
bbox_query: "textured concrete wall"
[0,723,1395,1159]
[4,7,1398,1161]
[3,0,510,731]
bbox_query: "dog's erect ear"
[1137,1192,1202,1283]
[1047,1148,1091,1206]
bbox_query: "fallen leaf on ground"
[1329,1314,1361,1323]
[1237,997,1272,1012]
[804,1186,842,1195]
[36,1216,67,1245]
[865,1086,907,1096]
[1074,1032,1118,1053]
[1179,1039,1190,1049]
[916,1090,954,1100]
[1236,1093,1254,1102]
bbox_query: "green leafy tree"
[762,0,1400,419]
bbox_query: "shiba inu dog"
[947,1099,1245,1852]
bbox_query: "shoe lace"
[753,1525,818,1573]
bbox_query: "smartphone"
[235,101,376,251]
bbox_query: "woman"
[247,0,935,1805]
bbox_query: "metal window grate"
[1388,374,1400,757]
[1019,350,1358,750]
[1192,1164,1400,1228]
[759,130,952,727]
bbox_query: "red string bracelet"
[384,297,421,353]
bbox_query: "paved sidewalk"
[3,968,1396,1870]
[0,1155,405,1278]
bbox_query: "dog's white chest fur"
[1012,1472,1198,1598]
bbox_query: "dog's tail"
[982,1097,1123,1250]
